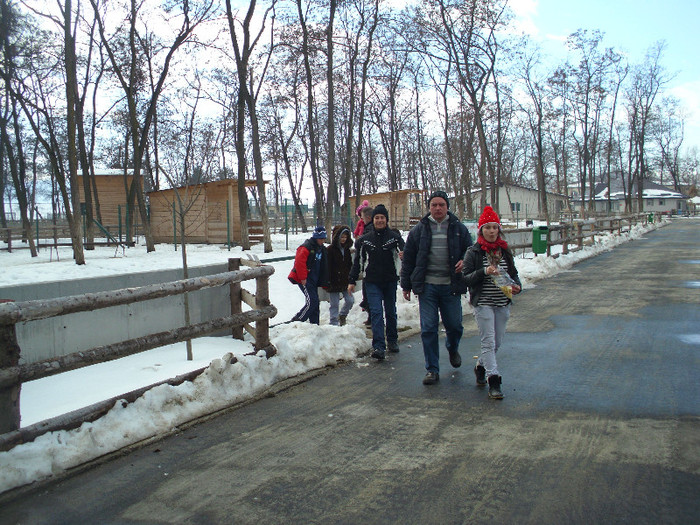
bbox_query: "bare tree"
[90,0,216,251]
[518,44,550,221]
[654,96,685,191]
[226,0,275,252]
[625,41,669,211]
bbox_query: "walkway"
[1,219,699,524]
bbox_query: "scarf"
[477,235,508,254]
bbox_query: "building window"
[659,199,664,206]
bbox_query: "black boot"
[474,365,487,386]
[488,375,503,399]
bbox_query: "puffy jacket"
[462,243,521,306]
[327,225,353,293]
[348,227,405,284]
[400,212,472,295]
[288,237,329,286]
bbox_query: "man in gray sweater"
[400,191,472,385]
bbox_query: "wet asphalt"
[1,219,698,524]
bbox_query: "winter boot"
[488,375,503,399]
[371,347,386,360]
[449,351,462,368]
[422,371,439,385]
[388,341,400,353]
[338,315,347,326]
[474,365,487,386]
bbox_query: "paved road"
[1,219,699,524]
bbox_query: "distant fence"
[0,258,277,451]
[503,213,656,257]
[1,222,141,253]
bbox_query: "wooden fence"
[504,213,655,257]
[0,258,277,451]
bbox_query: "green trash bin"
[532,225,549,254]
[648,213,654,223]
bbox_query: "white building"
[585,180,689,215]
[471,183,569,221]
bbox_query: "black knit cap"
[372,204,389,221]
[428,190,450,209]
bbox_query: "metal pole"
[285,198,289,251]
[226,200,231,251]
[173,203,177,251]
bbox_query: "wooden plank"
[0,265,274,325]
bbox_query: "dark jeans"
[365,281,398,352]
[419,283,463,373]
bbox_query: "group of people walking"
[288,192,521,400]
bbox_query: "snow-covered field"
[0,218,670,494]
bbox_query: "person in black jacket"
[327,225,355,326]
[348,204,405,360]
[462,206,521,399]
[401,191,472,385]
[288,226,329,324]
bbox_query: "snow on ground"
[0,218,672,494]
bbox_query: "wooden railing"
[504,213,656,257]
[0,258,277,450]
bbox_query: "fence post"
[254,272,276,357]
[562,224,569,255]
[0,322,21,434]
[229,258,243,340]
[577,223,584,249]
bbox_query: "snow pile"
[0,323,368,493]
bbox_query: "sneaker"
[449,351,462,368]
[488,375,503,399]
[387,341,400,353]
[422,371,439,385]
[371,348,386,360]
[339,315,347,326]
[474,365,487,386]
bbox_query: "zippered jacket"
[462,243,521,306]
[348,227,405,285]
[288,237,329,286]
[400,212,472,295]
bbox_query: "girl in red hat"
[462,206,521,399]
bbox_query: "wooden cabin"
[350,189,423,231]
[76,169,136,232]
[148,179,261,244]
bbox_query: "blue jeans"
[418,283,463,374]
[365,281,398,352]
[329,290,355,325]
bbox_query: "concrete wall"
[0,263,232,365]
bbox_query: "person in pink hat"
[462,206,521,399]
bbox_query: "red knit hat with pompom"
[356,199,370,217]
[478,206,501,230]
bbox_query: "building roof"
[471,182,568,198]
[593,180,688,201]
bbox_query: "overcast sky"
[511,0,700,150]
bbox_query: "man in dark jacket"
[348,204,405,360]
[400,191,472,385]
[327,225,354,326]
[288,226,329,324]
